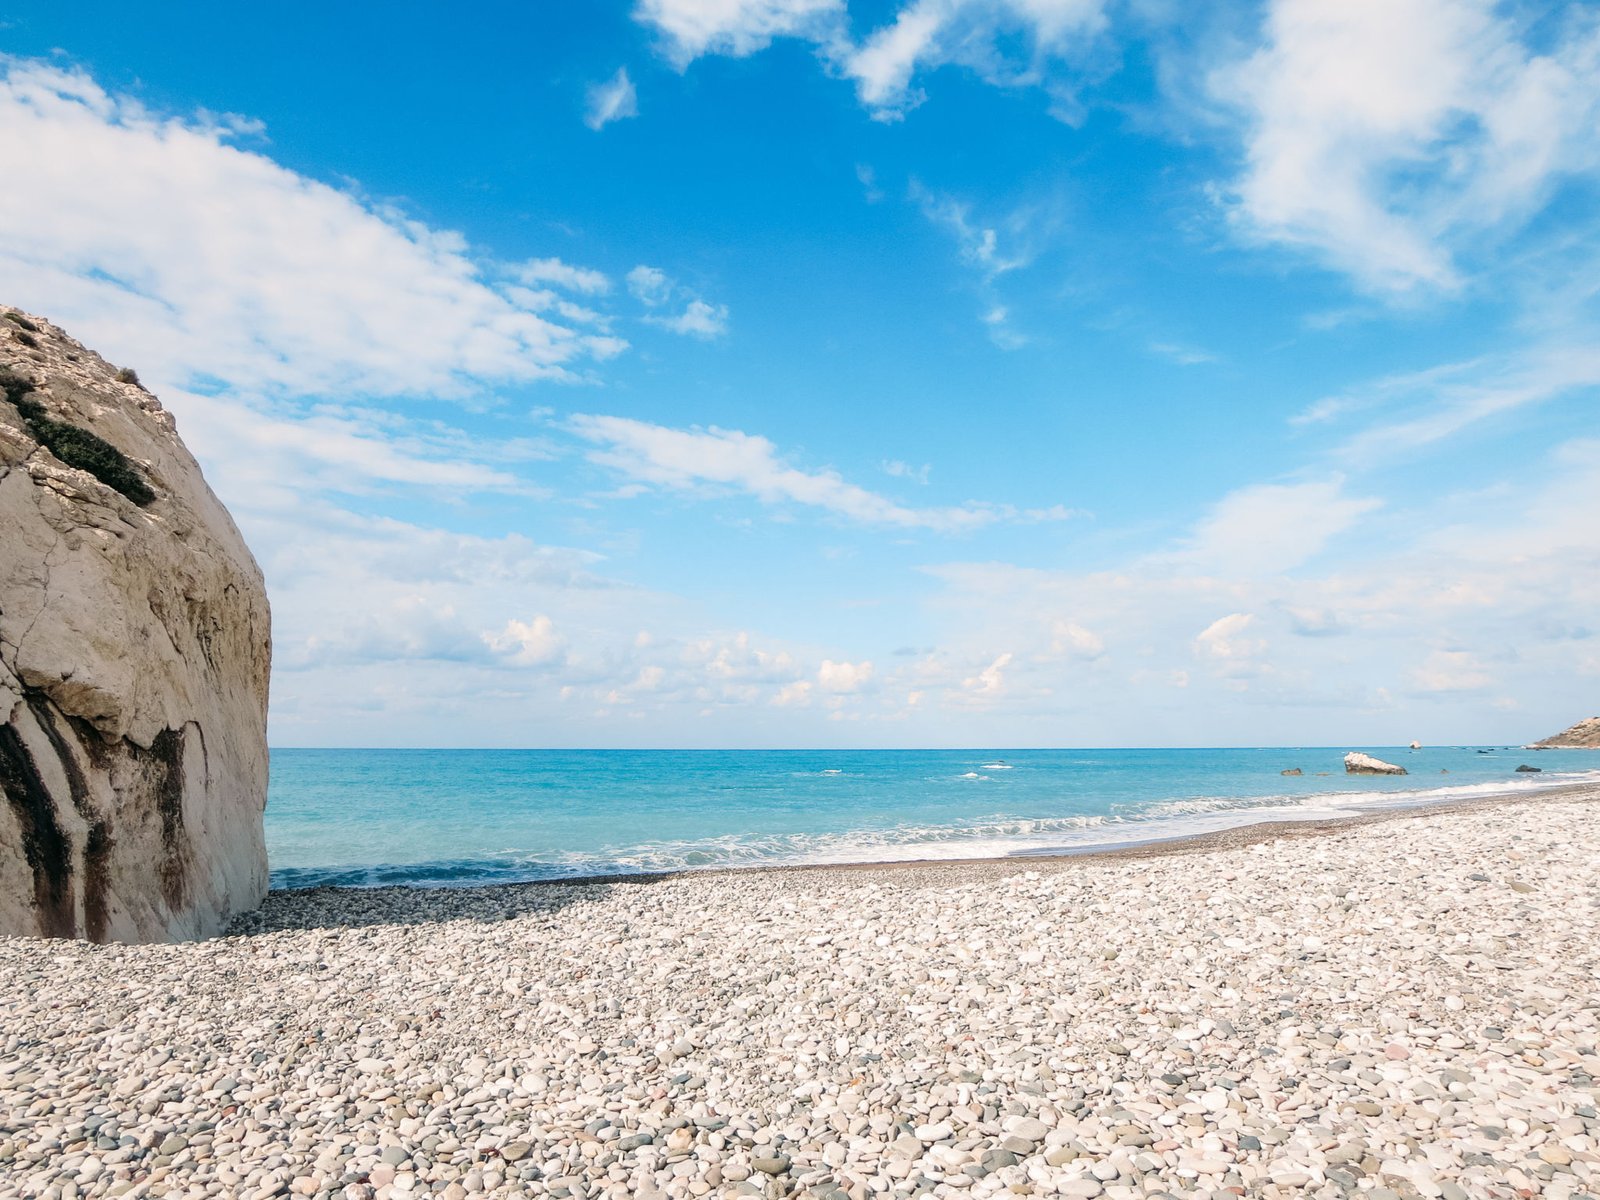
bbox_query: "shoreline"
[264,778,1600,902]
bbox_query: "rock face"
[1344,751,1407,776]
[0,308,270,942]
[1528,716,1600,749]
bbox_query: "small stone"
[1057,1180,1103,1198]
[752,1156,791,1176]
[1004,1117,1050,1143]
[501,1142,530,1163]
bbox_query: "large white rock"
[0,309,270,942]
[1344,751,1407,776]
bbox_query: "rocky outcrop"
[0,309,270,942]
[1528,717,1600,749]
[1344,752,1407,776]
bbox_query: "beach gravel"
[2,792,1599,1200]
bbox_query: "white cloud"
[636,0,846,66]
[568,413,1071,532]
[818,659,874,692]
[1193,613,1263,662]
[1148,341,1218,367]
[845,0,1109,119]
[883,459,931,484]
[485,616,570,667]
[647,297,730,338]
[635,0,1111,120]
[518,257,611,295]
[1408,649,1492,694]
[168,388,548,503]
[585,67,640,130]
[910,181,1030,279]
[1328,345,1600,463]
[772,680,814,707]
[963,651,1013,696]
[1050,620,1104,659]
[626,265,729,337]
[0,60,621,399]
[627,265,675,305]
[1213,0,1600,297]
[1181,477,1383,575]
[908,180,1056,345]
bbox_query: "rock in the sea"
[1527,716,1600,749]
[1280,768,1302,776]
[1409,740,1421,749]
[1344,752,1407,776]
[0,309,270,942]
[1515,764,1542,773]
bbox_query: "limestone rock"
[1527,716,1600,749]
[1344,752,1406,776]
[0,308,270,942]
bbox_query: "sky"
[1,0,1597,748]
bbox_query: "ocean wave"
[268,766,1600,891]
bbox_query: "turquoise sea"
[264,746,1600,889]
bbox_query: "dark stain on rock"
[32,701,112,942]
[151,726,188,911]
[81,819,113,942]
[0,718,76,938]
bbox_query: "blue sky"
[2,0,1597,747]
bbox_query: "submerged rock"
[1344,752,1407,776]
[1280,768,1302,776]
[0,308,270,942]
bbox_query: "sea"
[264,746,1600,890]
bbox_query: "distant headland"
[1529,716,1600,748]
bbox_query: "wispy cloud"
[626,264,729,338]
[634,0,1112,122]
[647,297,729,338]
[844,0,1109,121]
[1211,0,1600,298]
[1148,340,1218,366]
[517,257,611,295]
[882,459,930,484]
[908,179,1053,347]
[0,60,622,399]
[1180,477,1383,576]
[585,67,639,130]
[636,0,845,67]
[568,414,1075,532]
[1309,345,1600,463]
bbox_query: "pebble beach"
[2,788,1598,1200]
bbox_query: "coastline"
[4,786,1598,1200]
[263,778,1600,904]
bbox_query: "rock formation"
[1528,717,1600,749]
[0,308,270,941]
[1344,752,1407,776]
